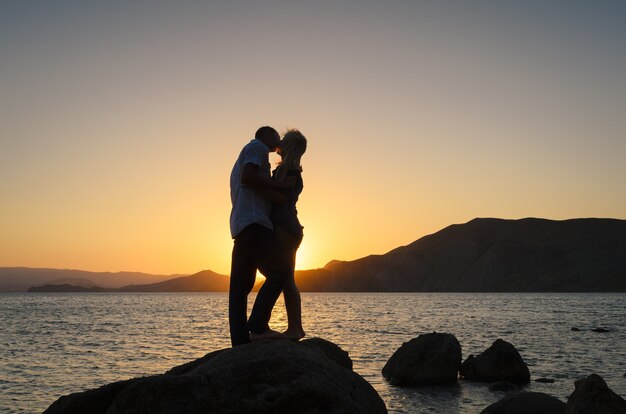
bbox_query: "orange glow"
[294,238,312,270]
[1,2,625,275]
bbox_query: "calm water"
[1,292,625,413]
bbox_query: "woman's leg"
[282,245,305,339]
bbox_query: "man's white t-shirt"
[229,139,273,238]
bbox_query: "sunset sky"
[1,1,625,275]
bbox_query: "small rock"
[480,392,566,414]
[382,332,462,386]
[535,378,555,383]
[460,339,530,384]
[566,374,626,413]
[571,327,580,332]
[592,327,611,333]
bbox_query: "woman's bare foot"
[249,329,287,342]
[283,327,306,341]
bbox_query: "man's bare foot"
[283,328,306,341]
[249,329,287,342]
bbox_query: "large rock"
[460,339,530,383]
[382,332,462,386]
[480,392,566,414]
[44,338,387,414]
[565,374,626,413]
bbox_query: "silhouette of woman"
[271,129,307,340]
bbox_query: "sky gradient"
[1,1,625,275]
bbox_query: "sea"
[1,292,625,413]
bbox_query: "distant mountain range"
[28,270,229,292]
[0,268,184,292]
[14,218,626,293]
[118,270,229,292]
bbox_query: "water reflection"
[1,292,625,413]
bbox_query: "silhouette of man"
[228,126,293,346]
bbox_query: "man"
[228,126,294,346]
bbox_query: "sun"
[253,239,316,281]
[295,240,314,270]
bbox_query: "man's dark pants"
[229,223,290,347]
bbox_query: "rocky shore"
[479,374,626,413]
[44,334,626,413]
[382,332,626,413]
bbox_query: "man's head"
[255,126,280,152]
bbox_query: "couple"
[228,126,307,347]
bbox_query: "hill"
[28,284,112,293]
[294,217,626,292]
[28,270,230,293]
[0,268,184,292]
[19,218,626,293]
[119,270,230,292]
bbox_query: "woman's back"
[270,167,303,240]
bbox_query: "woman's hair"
[275,129,307,181]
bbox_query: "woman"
[271,129,307,340]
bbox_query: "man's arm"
[240,163,276,190]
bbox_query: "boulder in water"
[44,338,387,414]
[480,392,566,414]
[565,374,626,413]
[460,339,530,383]
[382,332,462,386]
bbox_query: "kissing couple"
[228,126,308,347]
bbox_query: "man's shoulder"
[239,139,269,166]
[243,139,268,152]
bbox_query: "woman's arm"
[255,188,288,204]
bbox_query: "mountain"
[0,268,185,292]
[28,270,230,293]
[28,284,112,293]
[293,218,626,292]
[119,270,230,292]
[47,278,105,288]
[16,217,626,293]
